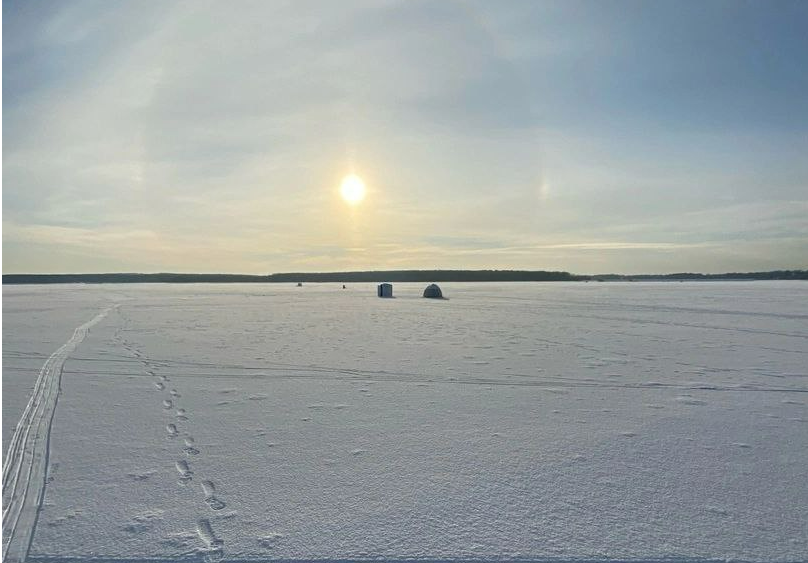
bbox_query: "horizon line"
[3,268,807,282]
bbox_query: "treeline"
[588,270,808,281]
[2,269,806,285]
[1,273,272,284]
[2,270,578,284]
[270,270,579,282]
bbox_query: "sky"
[3,0,808,275]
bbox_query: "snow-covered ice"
[3,281,808,562]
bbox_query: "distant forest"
[3,270,807,284]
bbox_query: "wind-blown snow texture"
[3,282,807,562]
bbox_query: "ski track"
[2,306,114,563]
[119,311,228,562]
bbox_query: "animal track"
[166,424,179,437]
[162,399,173,409]
[170,389,181,398]
[154,381,165,390]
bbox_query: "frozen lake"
[3,282,808,562]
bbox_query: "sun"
[340,174,366,205]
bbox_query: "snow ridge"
[2,306,113,563]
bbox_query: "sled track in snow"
[2,307,114,563]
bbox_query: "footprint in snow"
[176,460,193,484]
[166,424,179,437]
[196,518,224,561]
[201,480,216,497]
[201,480,227,511]
[163,399,173,409]
[183,436,200,455]
[154,381,165,390]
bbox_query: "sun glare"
[340,174,366,205]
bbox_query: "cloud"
[3,1,808,274]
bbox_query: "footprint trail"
[120,308,230,559]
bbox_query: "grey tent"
[377,283,393,298]
[422,283,443,298]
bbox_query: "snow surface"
[2,281,808,562]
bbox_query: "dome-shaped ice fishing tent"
[422,283,443,298]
